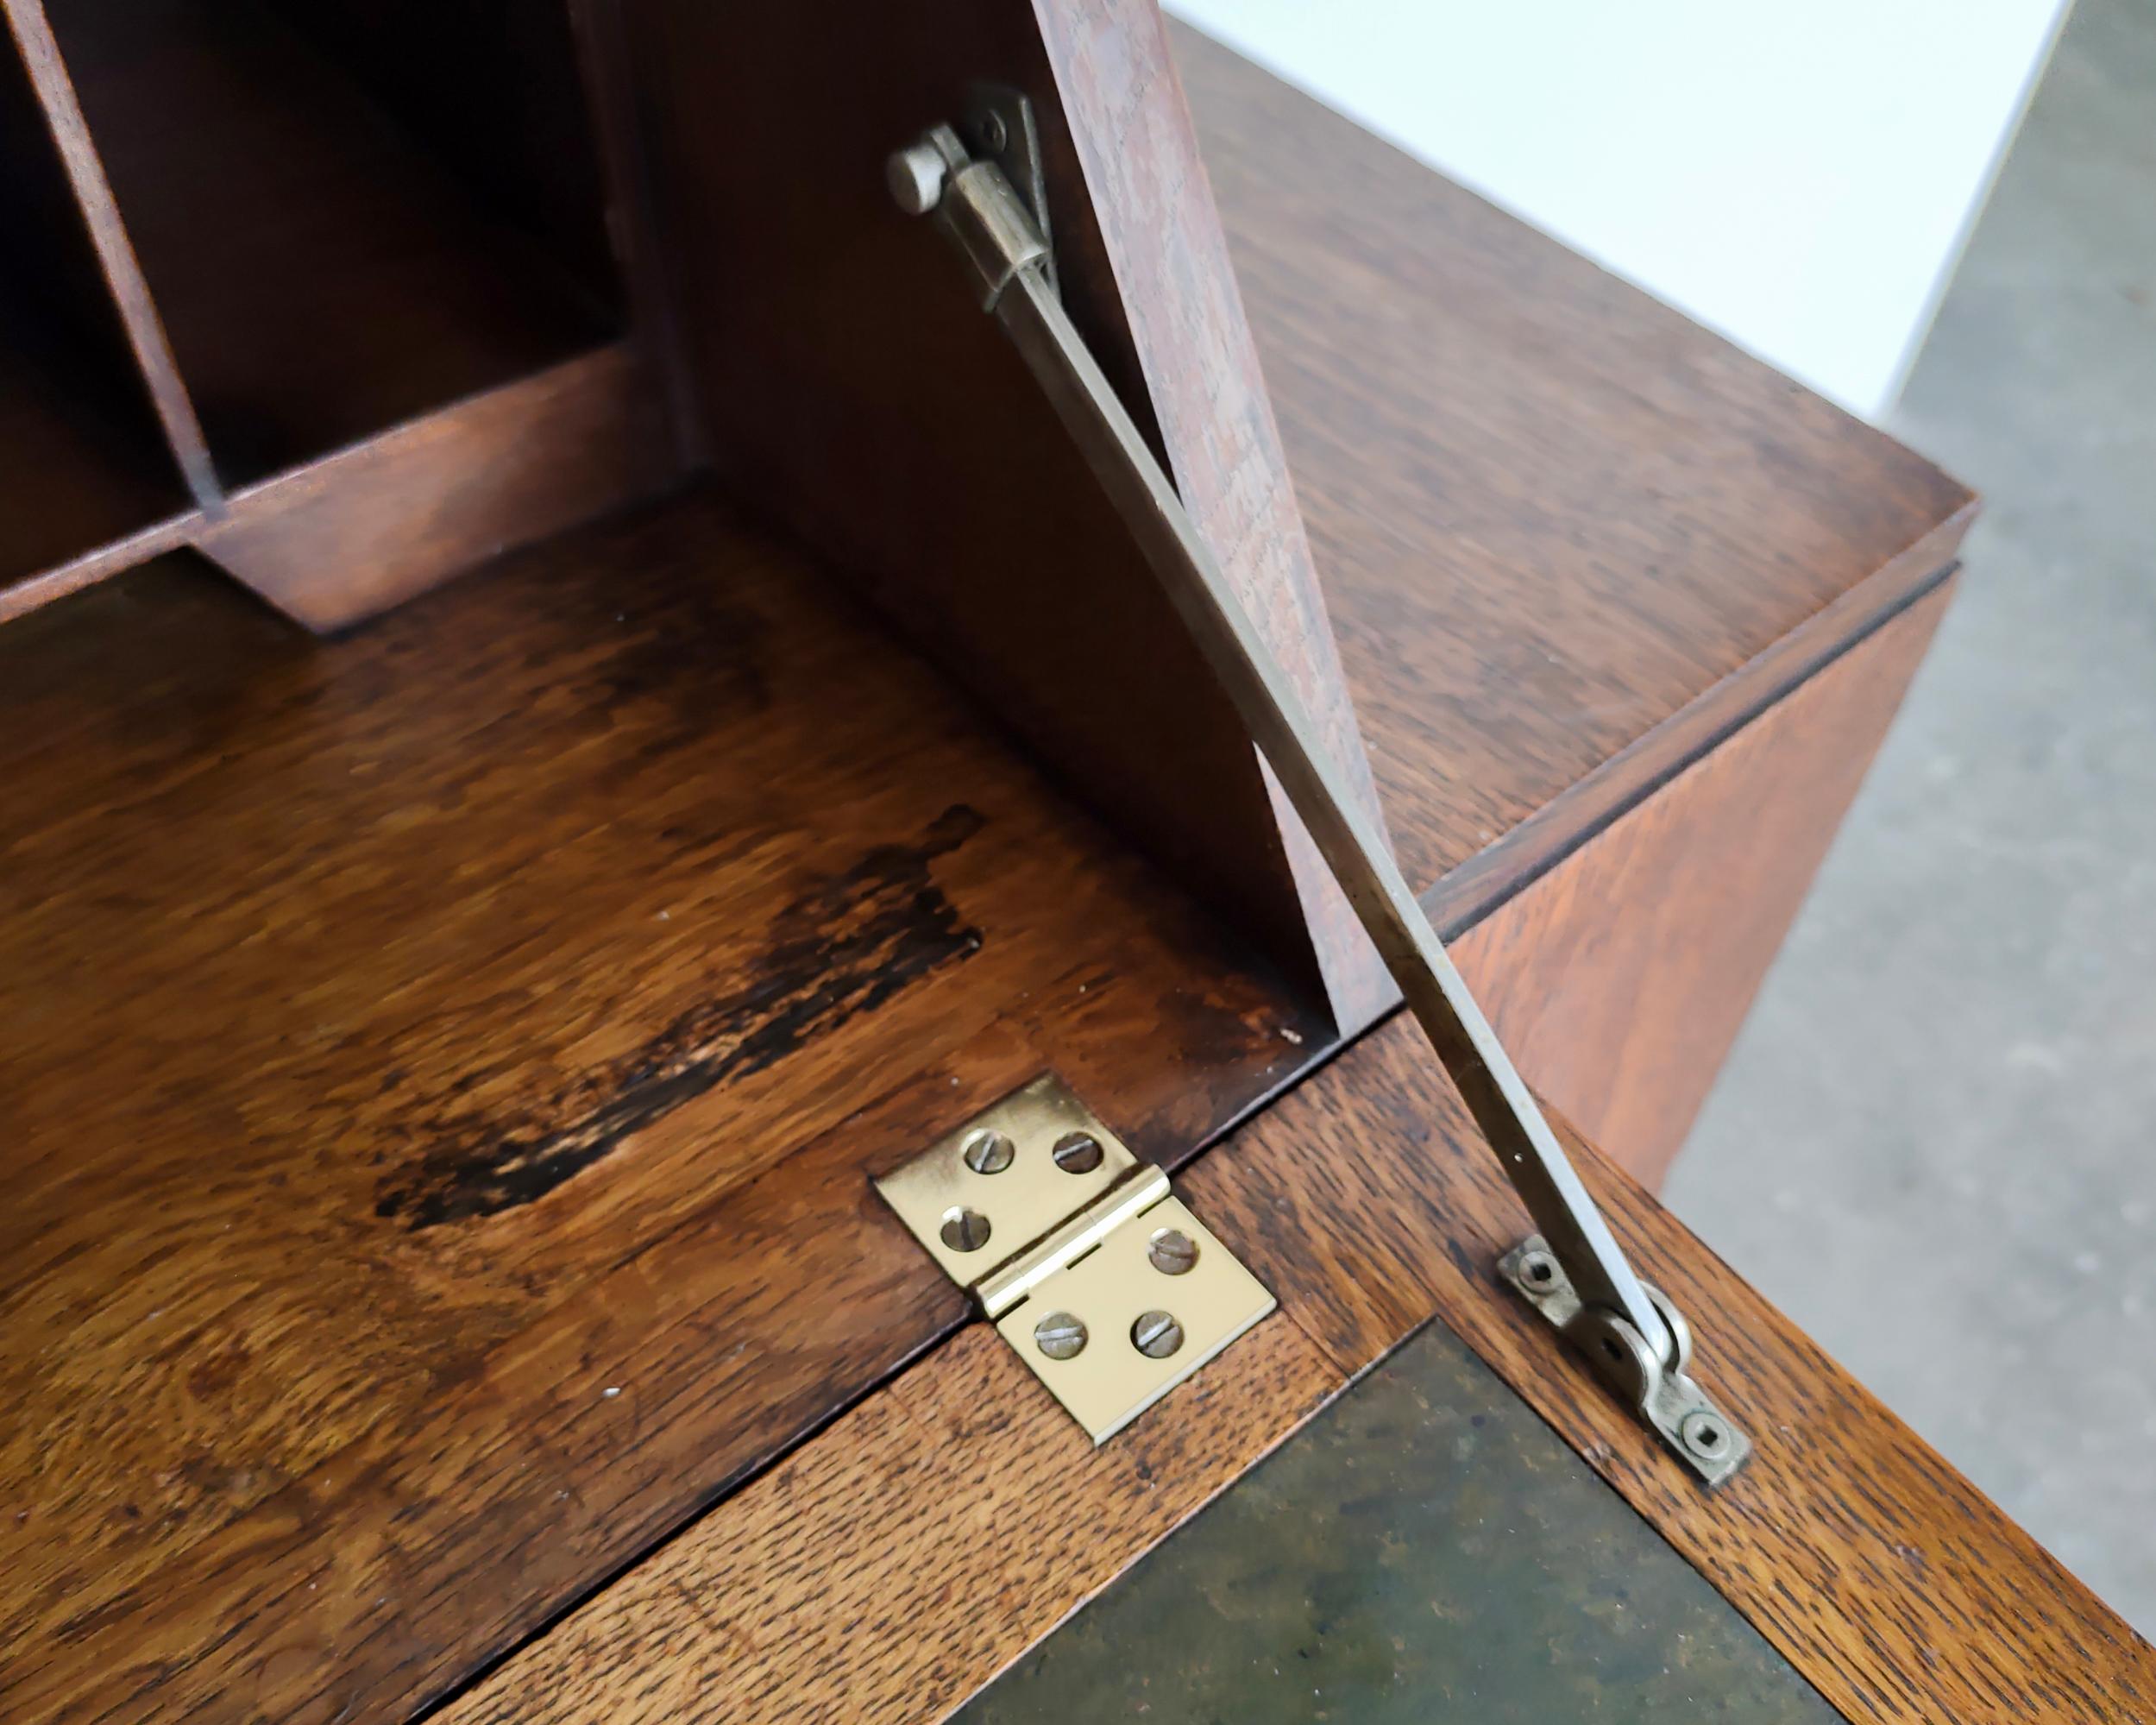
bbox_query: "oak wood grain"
[0,491,1321,1725]
[443,1317,1342,1725]
[1178,20,1975,900]
[441,1017,2156,1725]
[1452,579,1957,1184]
[619,0,1381,1022]
[197,343,674,629]
[1189,1024,2156,1724]
[1038,0,1390,1026]
[44,0,615,485]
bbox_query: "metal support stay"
[885,97,1749,1484]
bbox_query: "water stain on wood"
[374,804,988,1228]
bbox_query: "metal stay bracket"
[883,92,1749,1486]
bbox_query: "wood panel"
[0,491,1323,1725]
[196,343,674,629]
[1178,21,1976,901]
[620,0,1381,1022]
[1036,0,1388,1025]
[0,4,197,583]
[44,0,617,485]
[1452,578,1957,1186]
[2,0,217,502]
[0,344,677,630]
[440,1026,2156,1725]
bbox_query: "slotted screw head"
[940,1206,990,1252]
[1147,1228,1198,1275]
[962,1130,1014,1174]
[1131,1310,1184,1359]
[1035,1312,1088,1360]
[1052,1131,1103,1174]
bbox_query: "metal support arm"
[887,110,1748,1484]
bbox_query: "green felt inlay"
[955,1319,1838,1722]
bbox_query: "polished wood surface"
[1453,580,1956,1183]
[0,494,1323,1725]
[0,21,1989,1725]
[620,0,1380,1021]
[1041,0,1389,1025]
[197,343,672,628]
[1177,21,1975,903]
[442,1015,2155,1725]
[44,0,615,486]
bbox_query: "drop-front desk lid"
[7,3,2140,1723]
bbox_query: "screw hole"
[961,1130,1014,1174]
[1681,1413,1731,1459]
[1052,1131,1104,1174]
[940,1206,990,1252]
[1525,1258,1555,1285]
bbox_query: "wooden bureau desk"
[5,5,2135,1722]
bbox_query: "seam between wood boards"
[1426,520,1972,941]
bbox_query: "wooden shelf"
[47,0,619,484]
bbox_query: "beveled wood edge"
[0,510,199,623]
[1427,506,1975,940]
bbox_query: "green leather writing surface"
[957,1319,1839,1722]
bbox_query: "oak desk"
[2,15,2096,1725]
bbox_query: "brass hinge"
[875,1073,1273,1444]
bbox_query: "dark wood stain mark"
[374,804,988,1228]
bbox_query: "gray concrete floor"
[1667,0,2156,1639]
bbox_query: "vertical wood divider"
[2,0,222,509]
[567,0,701,471]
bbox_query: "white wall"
[1170,0,2071,419]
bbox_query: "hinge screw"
[1147,1228,1198,1275]
[962,1130,1015,1174]
[1035,1311,1088,1360]
[1131,1310,1185,1358]
[940,1206,990,1252]
[1052,1131,1104,1174]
